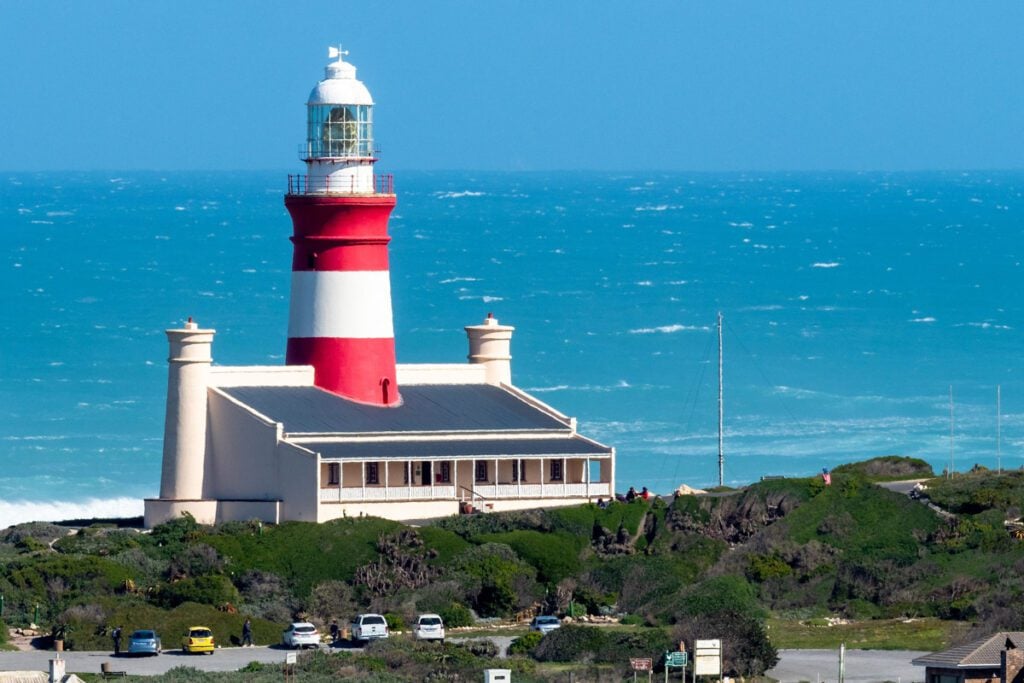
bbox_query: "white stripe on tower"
[288,271,395,339]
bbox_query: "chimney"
[159,318,215,500]
[465,313,515,385]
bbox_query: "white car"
[413,614,445,643]
[282,622,320,649]
[530,615,562,635]
[351,614,389,643]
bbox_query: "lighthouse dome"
[308,54,373,106]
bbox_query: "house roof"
[307,436,612,460]
[219,384,570,434]
[913,632,1024,668]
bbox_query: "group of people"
[595,485,652,509]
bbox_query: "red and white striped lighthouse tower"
[285,47,400,405]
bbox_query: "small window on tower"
[307,252,318,270]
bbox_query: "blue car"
[127,629,161,656]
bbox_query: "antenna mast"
[718,312,724,487]
[998,385,1002,474]
[948,385,954,479]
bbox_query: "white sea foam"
[812,262,841,269]
[174,206,187,211]
[911,317,936,323]
[435,191,485,199]
[629,324,710,334]
[46,211,74,217]
[0,497,143,529]
[525,380,631,393]
[440,277,481,284]
[959,321,1012,330]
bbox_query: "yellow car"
[182,626,215,654]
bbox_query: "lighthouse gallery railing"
[288,174,394,195]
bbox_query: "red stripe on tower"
[284,47,400,406]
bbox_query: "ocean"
[2,170,1022,527]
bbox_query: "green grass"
[766,616,967,651]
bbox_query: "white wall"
[278,441,319,522]
[206,389,281,500]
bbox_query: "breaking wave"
[0,497,143,530]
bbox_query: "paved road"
[0,645,926,680]
[0,646,316,676]
[767,649,928,683]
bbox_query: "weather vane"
[328,45,349,62]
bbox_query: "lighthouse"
[284,47,400,405]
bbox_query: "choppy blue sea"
[2,170,1022,526]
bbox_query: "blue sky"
[2,1,1022,171]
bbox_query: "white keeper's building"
[143,49,615,527]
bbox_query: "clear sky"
[2,1,1022,171]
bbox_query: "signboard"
[630,658,653,671]
[665,651,687,668]
[694,639,722,676]
[285,652,297,665]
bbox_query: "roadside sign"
[631,658,653,671]
[694,639,722,676]
[285,652,297,665]
[665,651,687,668]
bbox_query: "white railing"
[320,482,613,503]
[321,485,458,502]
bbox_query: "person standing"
[329,619,339,644]
[112,625,122,655]
[242,618,253,647]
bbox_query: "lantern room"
[299,47,378,194]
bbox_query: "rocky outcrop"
[666,489,803,544]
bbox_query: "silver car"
[529,615,561,635]
[127,629,161,656]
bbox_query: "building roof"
[308,436,612,460]
[220,384,570,435]
[913,632,1024,668]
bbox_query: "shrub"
[167,544,224,579]
[532,624,608,662]
[508,630,543,655]
[747,554,792,582]
[384,612,406,632]
[156,575,239,609]
[459,638,498,657]
[439,602,474,628]
[447,543,540,617]
[475,530,583,585]
[306,579,357,623]
[671,610,778,676]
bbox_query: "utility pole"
[717,312,724,488]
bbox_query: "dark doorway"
[421,461,432,486]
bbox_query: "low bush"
[508,630,543,655]
[532,624,608,662]
[155,575,239,609]
[439,602,474,628]
[384,612,406,632]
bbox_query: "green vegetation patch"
[777,475,940,565]
[767,616,966,651]
[202,517,401,596]
[832,456,934,482]
[474,530,584,584]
